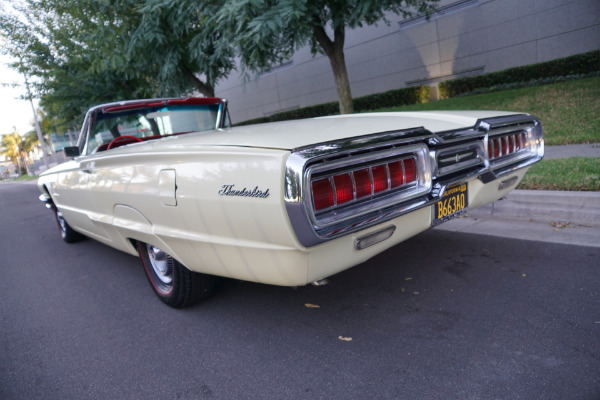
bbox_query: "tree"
[23,130,41,156]
[1,132,30,174]
[129,0,235,98]
[0,0,166,124]
[1,0,236,128]
[218,0,439,114]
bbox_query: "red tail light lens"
[354,169,372,198]
[404,158,416,183]
[388,161,404,188]
[371,165,389,193]
[312,178,334,211]
[501,137,509,155]
[333,173,354,205]
[493,138,501,158]
[489,132,530,161]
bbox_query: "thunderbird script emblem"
[219,184,270,198]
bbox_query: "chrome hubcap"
[56,210,67,234]
[146,244,173,285]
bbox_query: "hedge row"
[439,50,600,98]
[236,50,599,126]
[236,85,429,126]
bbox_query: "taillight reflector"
[404,158,416,183]
[354,169,372,198]
[371,165,388,193]
[312,178,334,211]
[489,132,529,161]
[388,161,404,188]
[333,173,354,205]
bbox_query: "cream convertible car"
[38,97,543,307]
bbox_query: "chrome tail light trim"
[485,117,544,176]
[284,114,543,248]
[306,145,431,229]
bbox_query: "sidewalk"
[437,143,600,248]
[544,142,600,159]
[436,190,600,248]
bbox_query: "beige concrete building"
[216,0,600,123]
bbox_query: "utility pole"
[23,72,50,170]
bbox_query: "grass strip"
[518,157,600,191]
[380,77,600,146]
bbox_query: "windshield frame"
[77,97,229,156]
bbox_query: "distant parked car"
[38,97,544,307]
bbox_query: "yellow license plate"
[434,183,468,225]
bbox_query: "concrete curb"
[469,189,600,226]
[436,189,600,248]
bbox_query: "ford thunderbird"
[38,97,544,307]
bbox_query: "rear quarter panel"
[74,144,309,283]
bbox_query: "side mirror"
[64,146,80,157]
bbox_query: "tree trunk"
[313,24,354,114]
[18,149,28,175]
[328,48,354,114]
[181,64,215,97]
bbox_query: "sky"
[0,52,38,136]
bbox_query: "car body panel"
[38,99,543,287]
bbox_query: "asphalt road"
[1,181,599,400]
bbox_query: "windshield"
[84,103,222,155]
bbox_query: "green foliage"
[1,0,162,124]
[380,77,600,146]
[439,50,600,98]
[1,132,29,170]
[1,0,236,128]
[518,158,600,191]
[129,0,235,97]
[217,0,439,113]
[354,85,429,111]
[219,0,439,69]
[1,133,21,165]
[236,85,429,125]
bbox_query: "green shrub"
[236,50,598,126]
[439,50,600,98]
[354,85,429,112]
[236,85,429,126]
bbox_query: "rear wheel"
[53,207,85,243]
[137,241,216,308]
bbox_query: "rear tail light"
[311,156,419,211]
[333,173,353,205]
[311,178,334,211]
[371,165,388,193]
[354,169,372,198]
[404,158,416,183]
[488,132,528,161]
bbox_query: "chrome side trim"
[216,99,229,129]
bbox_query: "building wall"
[215,0,600,124]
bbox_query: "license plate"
[433,183,468,226]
